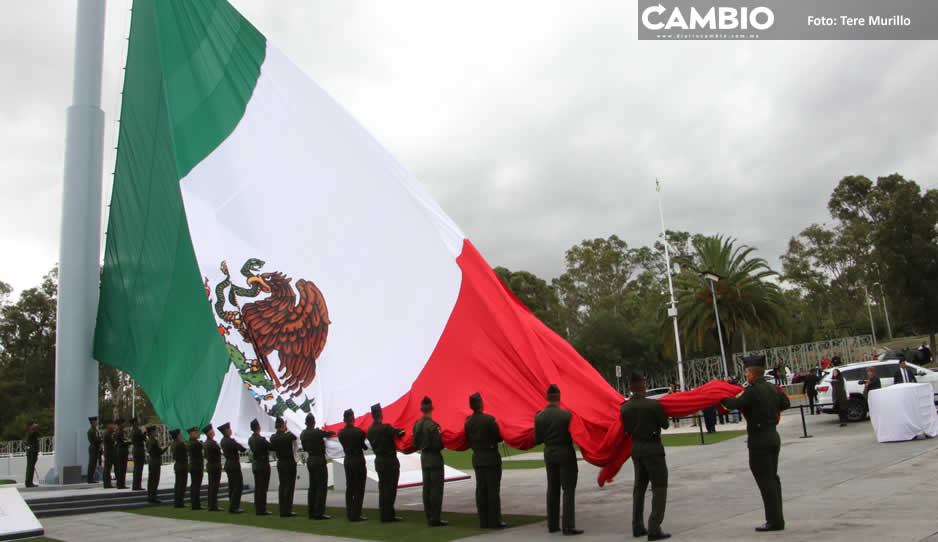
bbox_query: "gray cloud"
[2,1,936,295]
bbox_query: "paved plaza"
[40,409,938,541]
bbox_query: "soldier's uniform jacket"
[620,395,669,458]
[338,424,368,460]
[115,428,130,453]
[204,438,222,467]
[172,439,188,466]
[412,417,444,469]
[104,428,116,459]
[88,427,101,452]
[147,437,164,466]
[270,431,298,465]
[131,427,146,457]
[722,377,791,448]
[300,428,335,466]
[26,428,40,453]
[249,433,272,466]
[221,435,246,464]
[187,437,204,470]
[464,412,502,468]
[367,423,404,470]
[534,404,576,463]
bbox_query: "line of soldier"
[78,354,786,538]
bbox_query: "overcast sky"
[3,1,937,295]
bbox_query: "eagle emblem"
[210,259,330,404]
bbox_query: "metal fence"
[652,334,876,389]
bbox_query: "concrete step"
[28,484,232,518]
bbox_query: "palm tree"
[671,235,788,361]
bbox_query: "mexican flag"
[95,0,660,484]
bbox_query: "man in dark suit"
[24,422,40,487]
[721,355,790,532]
[621,371,670,540]
[802,368,821,415]
[863,367,882,399]
[894,357,918,383]
[534,384,582,536]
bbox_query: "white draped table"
[868,383,938,443]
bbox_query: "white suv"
[815,360,938,422]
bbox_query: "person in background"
[831,354,842,367]
[831,368,849,427]
[802,368,821,415]
[668,383,680,428]
[24,422,40,487]
[862,367,881,399]
[894,356,918,383]
[919,343,932,364]
[87,416,101,484]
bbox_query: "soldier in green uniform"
[464,392,506,529]
[114,418,130,489]
[171,429,188,508]
[203,424,223,511]
[301,413,336,520]
[219,422,246,514]
[367,403,405,523]
[270,417,298,517]
[248,418,273,516]
[24,421,39,487]
[146,425,164,503]
[102,420,116,488]
[534,384,582,536]
[187,426,204,510]
[720,355,791,532]
[87,416,101,484]
[621,371,671,541]
[413,396,447,527]
[131,417,146,490]
[338,408,368,522]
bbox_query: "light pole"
[700,271,729,379]
[863,284,877,345]
[873,281,893,340]
[656,180,685,391]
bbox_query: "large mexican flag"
[95,0,656,484]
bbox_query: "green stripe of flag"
[94,0,266,429]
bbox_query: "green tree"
[493,266,565,336]
[673,235,788,360]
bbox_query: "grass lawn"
[442,445,545,470]
[129,501,543,541]
[662,430,746,446]
[0,479,15,484]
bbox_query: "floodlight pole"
[874,282,893,340]
[656,180,685,391]
[702,273,729,379]
[863,284,877,345]
[54,0,106,484]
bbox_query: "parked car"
[815,360,938,422]
[645,387,672,400]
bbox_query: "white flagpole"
[656,180,686,391]
[54,0,106,484]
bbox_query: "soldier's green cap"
[743,355,766,368]
[343,409,354,420]
[202,424,213,434]
[186,426,199,434]
[305,413,315,425]
[546,384,561,398]
[250,418,260,431]
[370,403,382,417]
[275,417,285,427]
[420,396,433,409]
[469,392,482,409]
[630,370,647,383]
[169,429,181,438]
[88,416,98,422]
[218,423,231,433]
